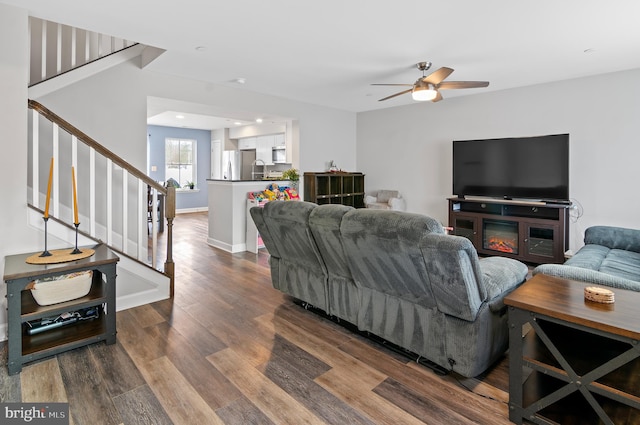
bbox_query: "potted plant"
[282,168,299,189]
[185,181,195,189]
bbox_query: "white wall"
[357,68,640,250]
[38,61,149,171]
[0,4,47,335]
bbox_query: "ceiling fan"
[372,61,489,102]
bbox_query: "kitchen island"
[207,179,291,253]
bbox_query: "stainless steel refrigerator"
[221,150,256,180]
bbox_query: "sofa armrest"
[388,197,406,211]
[478,256,528,313]
[249,206,280,258]
[533,264,640,291]
[584,226,640,253]
[364,195,377,205]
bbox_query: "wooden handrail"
[28,99,165,194]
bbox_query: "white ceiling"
[7,0,640,120]
[146,110,254,130]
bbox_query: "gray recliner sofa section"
[533,225,640,291]
[251,201,528,377]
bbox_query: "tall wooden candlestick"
[44,157,53,218]
[72,166,79,225]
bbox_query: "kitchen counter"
[206,179,291,252]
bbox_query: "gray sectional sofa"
[250,201,528,377]
[533,225,640,291]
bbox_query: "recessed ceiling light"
[233,78,246,84]
[255,118,263,123]
[583,48,596,54]
[234,122,242,126]
[195,46,207,52]
[176,115,185,119]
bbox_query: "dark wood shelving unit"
[3,244,118,375]
[22,318,107,357]
[448,197,570,264]
[20,273,106,320]
[304,172,365,208]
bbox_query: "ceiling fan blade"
[378,88,412,101]
[437,81,490,90]
[371,83,414,86]
[431,90,443,102]
[423,67,454,85]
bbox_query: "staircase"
[26,17,174,310]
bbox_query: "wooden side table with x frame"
[505,273,640,424]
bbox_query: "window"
[165,138,196,187]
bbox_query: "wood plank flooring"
[1,212,512,424]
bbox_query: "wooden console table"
[448,197,570,264]
[505,274,640,424]
[3,244,118,375]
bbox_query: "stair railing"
[29,16,137,87]
[28,99,175,296]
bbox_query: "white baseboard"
[176,207,208,214]
[207,237,246,253]
[116,288,169,312]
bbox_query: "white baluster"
[151,186,158,268]
[41,20,47,81]
[90,147,96,237]
[71,27,76,68]
[138,180,146,261]
[122,171,128,254]
[85,30,90,63]
[106,158,113,245]
[32,109,39,206]
[52,123,59,218]
[56,22,62,75]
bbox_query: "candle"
[44,157,53,218]
[72,166,79,225]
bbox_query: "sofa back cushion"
[421,234,486,321]
[585,226,640,253]
[257,200,328,308]
[376,190,399,203]
[309,204,354,279]
[340,209,443,306]
[261,201,320,264]
[309,204,358,321]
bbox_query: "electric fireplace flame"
[483,220,519,254]
[486,236,517,253]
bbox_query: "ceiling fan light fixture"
[412,86,437,101]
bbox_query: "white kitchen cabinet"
[273,133,285,146]
[237,137,256,150]
[256,135,275,165]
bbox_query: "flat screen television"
[453,134,569,202]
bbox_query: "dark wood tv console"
[448,197,570,264]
